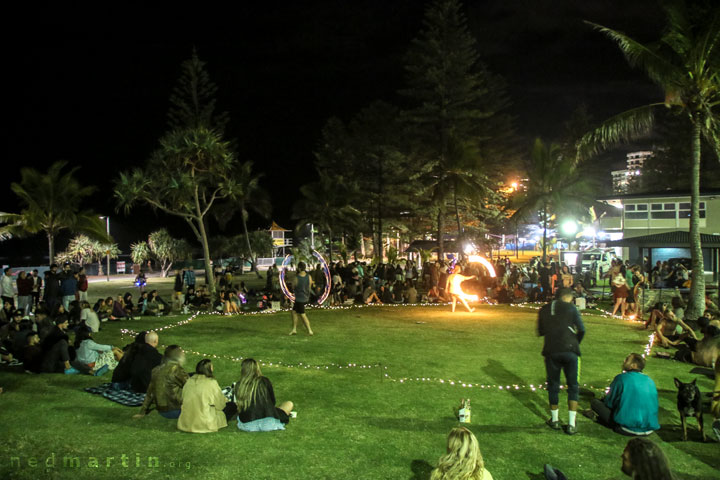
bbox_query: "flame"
[467,255,497,277]
[452,255,497,302]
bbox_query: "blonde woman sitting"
[431,427,493,480]
[235,358,293,432]
[177,359,229,433]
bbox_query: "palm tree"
[580,3,719,319]
[293,173,362,263]
[511,139,596,262]
[236,162,271,276]
[0,161,111,264]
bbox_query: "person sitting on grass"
[129,331,163,393]
[544,437,673,480]
[674,317,720,367]
[235,358,293,432]
[22,331,44,374]
[39,317,88,375]
[0,299,15,325]
[178,359,232,433]
[93,297,117,322]
[144,290,169,316]
[80,301,100,333]
[362,279,382,304]
[74,327,122,376]
[112,294,132,319]
[225,291,241,314]
[586,353,659,436]
[214,290,227,312]
[654,308,697,348]
[134,345,188,420]
[111,331,148,390]
[430,426,494,480]
[619,437,674,480]
[404,280,418,304]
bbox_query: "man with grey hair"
[129,331,162,393]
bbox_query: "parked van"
[580,249,616,275]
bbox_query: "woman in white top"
[74,327,121,375]
[431,427,493,480]
[80,302,100,333]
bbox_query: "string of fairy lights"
[118,301,658,394]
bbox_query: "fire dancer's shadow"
[482,359,547,421]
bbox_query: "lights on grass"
[119,302,653,395]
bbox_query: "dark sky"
[3,0,668,263]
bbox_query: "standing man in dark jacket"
[43,264,61,312]
[59,263,78,311]
[538,288,586,435]
[30,269,43,310]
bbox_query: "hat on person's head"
[50,263,58,269]
[12,310,23,318]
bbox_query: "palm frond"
[585,21,680,87]
[577,104,661,160]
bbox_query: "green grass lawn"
[1,304,718,480]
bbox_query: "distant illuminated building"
[611,151,653,193]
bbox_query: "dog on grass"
[674,377,705,442]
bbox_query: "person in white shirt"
[1,268,14,307]
[80,301,100,333]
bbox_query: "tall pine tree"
[167,49,229,133]
[402,0,514,259]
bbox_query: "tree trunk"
[327,228,333,264]
[197,218,216,297]
[240,204,262,278]
[454,183,462,258]
[377,202,384,261]
[542,204,548,264]
[686,121,705,319]
[437,208,445,262]
[359,231,366,258]
[48,233,55,265]
[162,260,172,278]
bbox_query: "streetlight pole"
[106,216,111,282]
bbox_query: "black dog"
[674,377,705,442]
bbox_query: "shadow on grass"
[655,423,720,469]
[408,459,433,480]
[363,417,454,433]
[482,359,546,421]
[524,472,545,480]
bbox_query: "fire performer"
[446,264,477,313]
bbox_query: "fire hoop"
[279,250,331,304]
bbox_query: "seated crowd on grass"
[1,259,720,479]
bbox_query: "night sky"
[3,0,667,264]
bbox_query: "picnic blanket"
[85,383,235,407]
[84,383,146,407]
